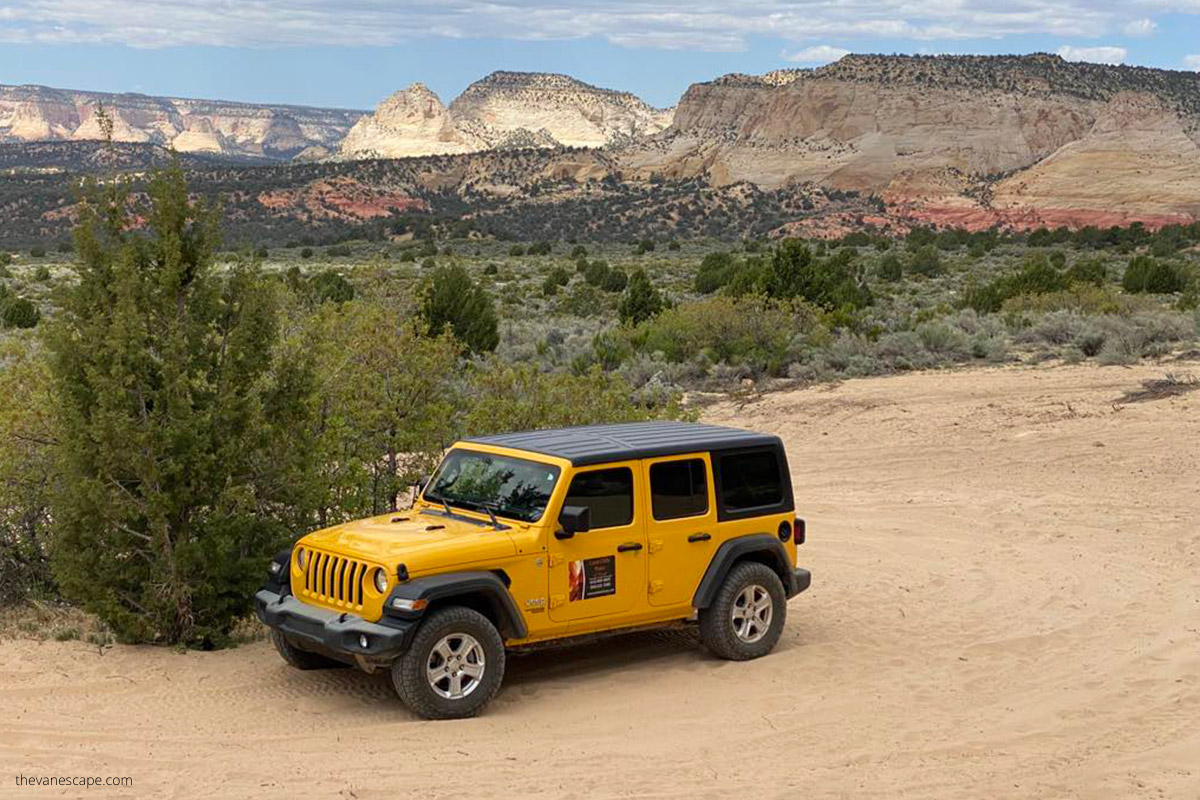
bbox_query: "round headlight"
[373,568,388,594]
[296,548,307,569]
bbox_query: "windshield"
[423,449,561,523]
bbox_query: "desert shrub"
[29,246,46,258]
[915,320,972,358]
[1,297,40,329]
[1067,257,1106,286]
[694,252,739,294]
[1029,311,1086,346]
[255,246,269,259]
[1122,256,1188,294]
[33,265,51,282]
[877,253,903,282]
[325,244,352,258]
[0,344,58,605]
[420,264,499,353]
[0,252,11,266]
[580,259,612,287]
[527,241,552,256]
[601,267,628,293]
[763,239,872,311]
[570,245,587,259]
[967,254,1071,313]
[47,164,317,646]
[508,245,525,256]
[618,268,666,325]
[628,296,809,375]
[908,245,943,277]
[462,360,687,436]
[560,282,607,318]
[300,247,314,259]
[309,271,355,305]
[542,266,570,296]
[634,239,655,254]
[483,263,499,275]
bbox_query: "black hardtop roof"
[463,421,782,466]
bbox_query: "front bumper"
[786,567,812,598]
[254,589,416,664]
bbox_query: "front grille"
[298,549,369,610]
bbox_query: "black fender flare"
[384,571,528,639]
[692,534,796,609]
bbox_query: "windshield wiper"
[481,504,500,529]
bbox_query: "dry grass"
[0,600,114,647]
[1117,371,1200,403]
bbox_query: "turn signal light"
[794,517,806,545]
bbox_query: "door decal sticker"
[568,556,616,601]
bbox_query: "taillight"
[794,517,806,545]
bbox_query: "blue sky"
[2,2,1199,110]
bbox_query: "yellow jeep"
[255,421,811,719]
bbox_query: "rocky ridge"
[0,84,365,161]
[337,71,673,160]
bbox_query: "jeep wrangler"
[255,421,811,719]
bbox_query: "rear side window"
[650,459,708,520]
[564,468,634,528]
[719,451,784,512]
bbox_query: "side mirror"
[556,505,591,540]
[413,474,431,494]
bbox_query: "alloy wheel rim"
[426,633,486,700]
[731,584,773,644]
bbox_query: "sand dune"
[2,363,1198,799]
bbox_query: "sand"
[2,363,1198,799]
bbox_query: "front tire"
[699,561,787,661]
[391,606,505,720]
[270,629,346,670]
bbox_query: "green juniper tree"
[46,161,317,646]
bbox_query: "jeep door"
[547,462,646,623]
[643,453,717,608]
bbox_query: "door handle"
[616,542,643,553]
[687,532,712,543]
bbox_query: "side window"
[719,451,784,512]
[564,467,634,528]
[650,459,708,520]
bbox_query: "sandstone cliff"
[622,53,1200,228]
[337,71,672,160]
[0,84,365,161]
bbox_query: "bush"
[0,345,58,604]
[255,246,269,259]
[508,245,525,257]
[462,360,687,436]
[967,254,1071,313]
[1122,256,1188,294]
[47,163,316,646]
[764,240,872,311]
[33,265,51,282]
[1067,257,1106,286]
[618,268,666,325]
[29,246,46,258]
[309,271,355,305]
[694,252,739,294]
[420,264,499,353]
[908,245,943,277]
[300,247,314,259]
[601,267,628,293]
[1,297,40,329]
[527,241,552,256]
[570,245,587,259]
[877,253,903,282]
[629,295,810,375]
[325,244,352,258]
[0,252,11,266]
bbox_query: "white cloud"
[1056,45,1128,65]
[0,1,1193,52]
[783,45,851,63]
[1185,54,1200,70]
[1122,18,1158,37]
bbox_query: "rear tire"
[270,629,345,670]
[391,606,505,720]
[699,561,787,661]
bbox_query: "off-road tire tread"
[392,606,505,720]
[270,628,345,670]
[699,561,787,661]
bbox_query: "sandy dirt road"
[2,363,1198,799]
